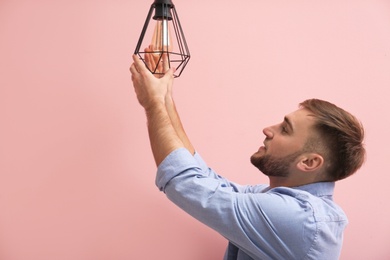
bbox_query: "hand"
[144,45,167,78]
[130,54,174,110]
[144,46,175,101]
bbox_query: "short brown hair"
[300,99,366,181]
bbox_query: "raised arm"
[143,48,195,155]
[164,85,195,155]
[130,55,184,166]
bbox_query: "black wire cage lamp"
[134,0,190,78]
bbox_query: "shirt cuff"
[193,151,209,172]
[156,148,201,192]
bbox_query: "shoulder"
[268,185,347,220]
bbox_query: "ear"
[296,153,324,172]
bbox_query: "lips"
[257,141,267,152]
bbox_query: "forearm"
[146,100,185,166]
[129,54,191,164]
[165,96,195,155]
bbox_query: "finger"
[162,53,169,72]
[147,50,158,74]
[129,63,139,75]
[147,45,163,75]
[144,47,155,72]
[132,54,148,74]
[144,49,150,67]
[162,67,175,80]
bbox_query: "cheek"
[270,139,303,157]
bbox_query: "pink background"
[1,0,389,259]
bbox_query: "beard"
[250,151,302,177]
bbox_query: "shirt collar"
[294,182,335,196]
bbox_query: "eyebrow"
[284,116,294,132]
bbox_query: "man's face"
[250,108,316,177]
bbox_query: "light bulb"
[151,19,173,53]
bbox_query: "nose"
[263,126,274,139]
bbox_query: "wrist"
[165,91,174,102]
[144,98,166,113]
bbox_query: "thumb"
[163,67,176,79]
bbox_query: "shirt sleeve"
[157,148,267,193]
[155,148,318,259]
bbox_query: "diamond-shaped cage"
[134,0,190,78]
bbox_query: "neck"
[268,176,319,189]
[268,177,291,189]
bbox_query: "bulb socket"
[153,0,173,20]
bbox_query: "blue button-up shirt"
[156,148,348,260]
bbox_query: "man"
[130,54,365,259]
